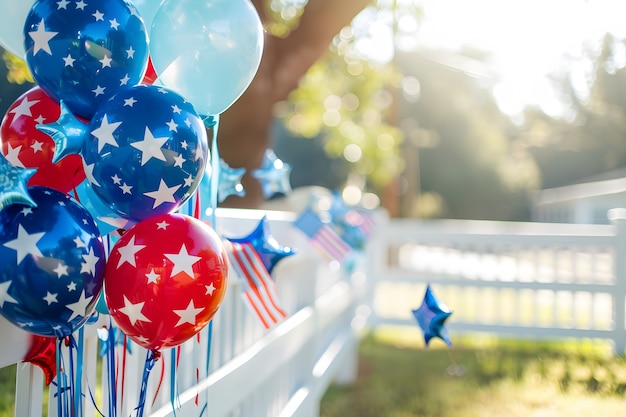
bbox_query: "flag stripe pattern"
[294,209,351,262]
[224,240,287,329]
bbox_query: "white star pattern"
[29,18,58,55]
[172,105,182,114]
[3,224,44,264]
[166,119,178,132]
[173,154,185,168]
[43,292,58,305]
[180,140,188,150]
[165,244,201,279]
[205,283,216,296]
[130,127,169,166]
[20,207,33,216]
[126,47,135,58]
[92,85,106,96]
[92,10,104,21]
[145,268,159,284]
[65,290,92,321]
[156,221,169,230]
[111,174,122,185]
[81,247,100,276]
[73,236,87,248]
[119,295,151,325]
[120,183,133,194]
[110,18,120,30]
[10,97,39,120]
[116,236,146,268]
[173,300,204,327]
[34,115,46,124]
[53,262,69,278]
[63,54,76,66]
[0,282,18,307]
[124,97,137,107]
[120,74,130,85]
[76,0,88,11]
[67,281,77,292]
[31,141,44,153]
[143,179,181,209]
[83,162,101,187]
[184,175,194,187]
[91,114,121,153]
[57,0,70,9]
[99,54,113,68]
[4,144,25,168]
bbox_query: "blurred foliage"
[264,0,308,38]
[395,50,540,220]
[2,51,32,84]
[278,4,408,193]
[523,34,626,189]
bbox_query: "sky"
[415,0,626,118]
[356,0,626,118]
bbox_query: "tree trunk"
[218,0,372,207]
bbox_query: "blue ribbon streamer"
[170,349,181,417]
[202,115,220,226]
[135,350,160,417]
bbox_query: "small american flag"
[294,209,351,262]
[224,240,287,329]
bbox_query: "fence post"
[609,208,626,355]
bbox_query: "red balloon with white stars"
[104,213,228,351]
[0,86,85,193]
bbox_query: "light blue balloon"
[149,0,264,116]
[132,0,163,29]
[0,2,33,58]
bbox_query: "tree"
[218,0,373,207]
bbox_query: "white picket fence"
[368,208,626,354]
[0,208,370,417]
[4,206,626,416]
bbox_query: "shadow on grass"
[321,334,626,417]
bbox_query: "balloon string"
[107,321,117,417]
[75,330,85,417]
[120,335,128,412]
[135,350,160,417]
[55,338,70,417]
[208,115,220,227]
[151,356,166,408]
[170,349,181,417]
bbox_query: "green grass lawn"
[321,331,626,417]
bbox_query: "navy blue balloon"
[226,216,295,274]
[0,187,105,337]
[23,0,149,119]
[412,285,453,347]
[81,84,209,222]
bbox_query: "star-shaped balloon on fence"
[226,216,295,274]
[252,149,292,199]
[412,285,453,347]
[0,152,37,211]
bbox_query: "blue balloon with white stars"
[226,216,295,274]
[0,186,105,338]
[81,84,209,222]
[23,0,149,119]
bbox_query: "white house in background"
[533,171,626,224]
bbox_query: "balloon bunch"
[0,0,264,415]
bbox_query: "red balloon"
[0,86,86,193]
[104,213,228,351]
[142,55,158,85]
[23,335,57,386]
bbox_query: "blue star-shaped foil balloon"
[412,285,453,347]
[200,158,246,203]
[226,216,295,274]
[0,152,37,211]
[36,101,89,163]
[252,149,292,199]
